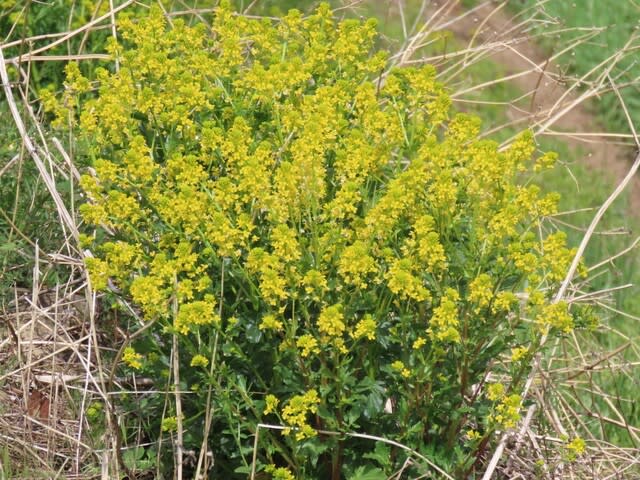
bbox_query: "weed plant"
[64,4,599,478]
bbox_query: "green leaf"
[364,389,384,419]
[122,446,145,468]
[363,442,391,469]
[348,465,387,480]
[300,439,330,468]
[245,323,262,343]
[0,241,18,253]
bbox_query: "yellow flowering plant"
[67,3,595,478]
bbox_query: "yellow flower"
[511,346,529,362]
[351,315,376,341]
[338,241,377,289]
[527,290,546,307]
[539,232,577,283]
[94,159,120,183]
[123,135,157,181]
[101,241,142,280]
[492,291,517,313]
[468,273,493,313]
[534,151,558,172]
[427,288,461,343]
[281,390,320,441]
[130,274,167,319]
[161,416,178,432]
[504,130,536,168]
[332,337,349,354]
[536,301,573,334]
[412,216,447,272]
[270,224,301,263]
[317,304,345,338]
[264,465,295,480]
[486,383,504,402]
[302,269,328,300]
[84,257,110,291]
[263,394,279,415]
[490,394,521,430]
[122,347,143,370]
[190,354,209,368]
[260,314,284,333]
[466,430,481,441]
[564,437,586,461]
[427,173,458,216]
[486,382,521,429]
[386,258,431,302]
[412,337,427,350]
[391,360,411,378]
[175,296,220,335]
[296,334,320,357]
[246,248,289,305]
[106,190,142,225]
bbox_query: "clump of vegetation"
[61,4,598,477]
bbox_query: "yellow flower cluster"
[317,304,346,338]
[263,394,279,416]
[391,360,411,378]
[410,215,448,272]
[260,314,284,333]
[175,296,220,335]
[412,337,427,350]
[490,393,522,430]
[190,354,209,368]
[351,315,377,341]
[468,273,493,313]
[386,258,431,302]
[84,257,110,291]
[487,383,521,430]
[281,390,320,441]
[40,62,92,129]
[302,270,328,301]
[161,416,178,433]
[536,301,574,334]
[427,288,461,343]
[271,225,301,263]
[130,275,168,319]
[486,383,505,401]
[246,248,289,306]
[122,346,143,370]
[296,335,320,357]
[338,241,377,290]
[265,464,296,480]
[534,151,558,172]
[539,232,579,283]
[491,291,518,314]
[75,3,576,337]
[466,429,482,441]
[510,346,529,362]
[564,437,586,461]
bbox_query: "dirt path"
[434,2,640,211]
